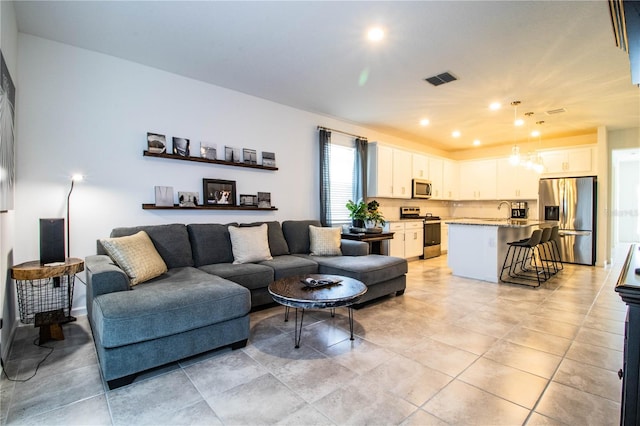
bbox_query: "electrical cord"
[1,337,54,382]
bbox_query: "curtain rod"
[317,126,367,141]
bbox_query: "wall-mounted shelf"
[143,151,278,171]
[142,204,278,211]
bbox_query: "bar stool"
[549,225,564,271]
[500,229,544,287]
[538,227,558,278]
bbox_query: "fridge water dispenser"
[544,205,560,221]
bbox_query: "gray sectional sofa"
[85,220,407,388]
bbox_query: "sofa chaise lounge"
[85,220,407,388]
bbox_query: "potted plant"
[346,199,367,229]
[365,200,385,232]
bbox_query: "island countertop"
[445,218,549,228]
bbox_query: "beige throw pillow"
[228,223,273,264]
[100,231,168,285]
[309,225,342,256]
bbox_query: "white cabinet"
[428,157,444,199]
[496,158,538,199]
[368,143,412,199]
[539,147,593,176]
[458,159,497,200]
[405,221,424,258]
[386,221,423,259]
[393,149,412,199]
[412,153,429,179]
[367,143,394,198]
[442,159,459,200]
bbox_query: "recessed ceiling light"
[531,130,541,137]
[473,140,481,146]
[489,102,501,111]
[514,118,524,126]
[420,118,430,126]
[452,130,461,138]
[367,27,385,42]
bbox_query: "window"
[319,129,367,227]
[327,140,355,226]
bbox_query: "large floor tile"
[564,340,623,371]
[553,358,622,402]
[422,379,530,425]
[429,323,498,355]
[6,364,104,423]
[505,326,572,356]
[206,374,306,424]
[459,357,549,408]
[7,394,112,426]
[402,337,478,377]
[483,340,562,379]
[107,370,204,426]
[535,381,620,425]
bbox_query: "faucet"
[497,201,511,219]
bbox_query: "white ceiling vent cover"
[424,71,458,86]
[546,107,567,115]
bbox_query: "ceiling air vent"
[545,107,567,115]
[424,71,458,86]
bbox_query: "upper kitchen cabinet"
[392,149,412,198]
[496,158,538,199]
[368,143,411,199]
[368,143,394,198]
[539,146,594,176]
[458,159,497,200]
[442,159,459,200]
[428,157,444,199]
[412,153,429,179]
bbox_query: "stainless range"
[399,207,442,259]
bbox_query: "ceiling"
[13,1,640,152]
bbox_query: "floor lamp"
[66,174,84,258]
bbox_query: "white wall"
[15,34,443,317]
[0,0,18,363]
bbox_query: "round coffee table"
[268,274,367,348]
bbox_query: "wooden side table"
[341,232,395,255]
[11,258,84,342]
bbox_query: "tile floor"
[0,255,627,425]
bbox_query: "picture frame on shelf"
[224,146,242,163]
[262,151,276,167]
[200,143,217,160]
[173,137,190,157]
[257,192,271,208]
[147,132,166,154]
[240,194,257,206]
[178,191,199,207]
[203,179,237,206]
[243,148,257,165]
[154,186,174,207]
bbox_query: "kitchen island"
[446,219,548,283]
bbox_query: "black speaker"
[40,218,65,264]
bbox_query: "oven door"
[423,222,441,258]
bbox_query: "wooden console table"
[341,232,394,255]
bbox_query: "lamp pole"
[66,174,83,258]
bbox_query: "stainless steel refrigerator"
[539,176,596,265]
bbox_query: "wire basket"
[16,275,75,324]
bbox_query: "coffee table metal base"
[269,274,367,349]
[284,306,355,349]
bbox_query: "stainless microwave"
[412,179,432,199]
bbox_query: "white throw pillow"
[309,225,342,256]
[228,224,273,264]
[100,231,168,285]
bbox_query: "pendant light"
[509,101,522,165]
